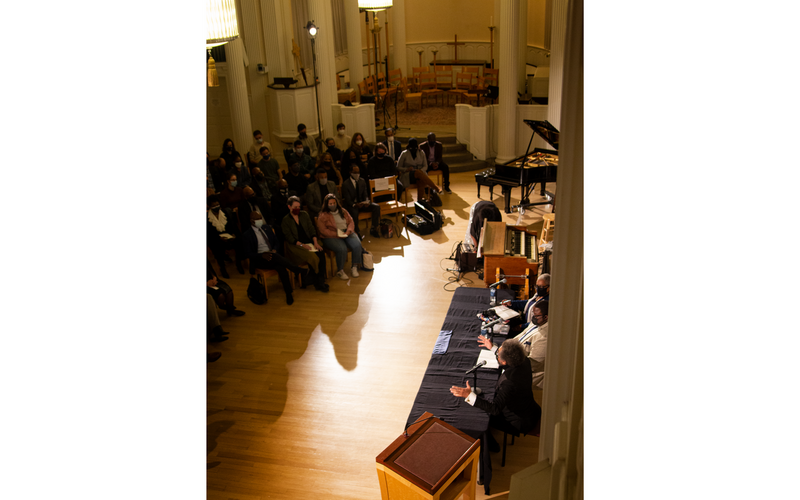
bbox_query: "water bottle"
[489,286,497,306]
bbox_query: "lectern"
[376,412,480,500]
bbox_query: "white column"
[547,0,568,129]
[307,0,338,139]
[224,38,254,157]
[518,0,528,95]
[391,0,408,76]
[344,0,364,90]
[496,0,520,165]
[239,0,270,141]
[261,0,292,81]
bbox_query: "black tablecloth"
[405,287,513,492]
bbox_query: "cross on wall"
[445,35,465,62]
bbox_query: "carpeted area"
[378,97,457,126]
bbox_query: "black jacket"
[473,360,541,435]
[242,224,280,274]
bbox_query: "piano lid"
[523,119,559,151]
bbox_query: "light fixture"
[206,0,240,87]
[305,21,318,38]
[358,0,393,11]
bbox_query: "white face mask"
[257,138,263,143]
[295,148,304,155]
[355,140,362,146]
[351,173,360,181]
[338,129,345,136]
[254,219,264,228]
[319,178,327,185]
[235,162,242,168]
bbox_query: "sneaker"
[336,269,349,280]
[351,266,359,278]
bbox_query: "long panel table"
[405,287,513,495]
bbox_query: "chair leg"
[511,435,515,446]
[501,432,508,467]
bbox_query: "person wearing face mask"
[341,165,381,238]
[287,140,315,177]
[384,128,402,162]
[339,148,363,181]
[476,300,549,390]
[334,122,351,151]
[324,137,343,166]
[499,273,550,330]
[303,168,340,218]
[226,154,252,189]
[218,172,246,210]
[419,132,451,193]
[270,179,291,226]
[396,138,442,202]
[315,152,341,185]
[256,146,280,188]
[316,194,364,280]
[248,129,273,166]
[207,194,245,278]
[346,132,371,160]
[281,196,329,292]
[237,186,272,233]
[367,143,404,203]
[243,212,306,305]
[283,162,309,197]
[220,138,240,173]
[296,123,318,159]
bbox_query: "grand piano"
[475,119,559,214]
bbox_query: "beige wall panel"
[404,0,496,43]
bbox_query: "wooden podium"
[376,412,480,500]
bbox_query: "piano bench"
[475,171,499,199]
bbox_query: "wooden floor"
[207,170,554,500]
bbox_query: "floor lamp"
[305,21,322,139]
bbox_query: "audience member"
[250,166,272,201]
[207,293,230,343]
[238,186,271,232]
[464,200,503,252]
[323,137,343,166]
[284,162,309,197]
[242,211,306,305]
[296,123,318,159]
[304,168,340,218]
[316,194,364,280]
[367,143,405,202]
[257,146,281,188]
[346,132,372,160]
[396,138,441,201]
[288,140,315,177]
[420,132,451,193]
[270,179,291,227]
[207,194,244,278]
[218,172,245,210]
[208,156,227,192]
[281,196,329,292]
[450,338,542,450]
[340,148,364,180]
[247,129,272,166]
[478,300,549,389]
[228,153,252,188]
[207,260,245,317]
[384,127,402,162]
[316,151,341,185]
[341,165,381,238]
[333,122,351,151]
[220,138,241,172]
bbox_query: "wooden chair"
[365,75,381,107]
[401,170,443,205]
[376,72,395,102]
[388,68,403,94]
[283,242,311,289]
[419,72,444,107]
[254,268,287,302]
[435,65,453,91]
[463,76,487,107]
[401,77,422,111]
[482,67,499,86]
[369,176,407,233]
[357,80,368,100]
[411,66,427,92]
[447,72,473,105]
[463,66,480,78]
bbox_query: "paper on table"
[477,349,500,369]
[491,305,520,320]
[374,177,389,191]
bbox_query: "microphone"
[482,316,506,329]
[489,278,507,288]
[465,360,487,375]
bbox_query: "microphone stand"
[470,369,483,395]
